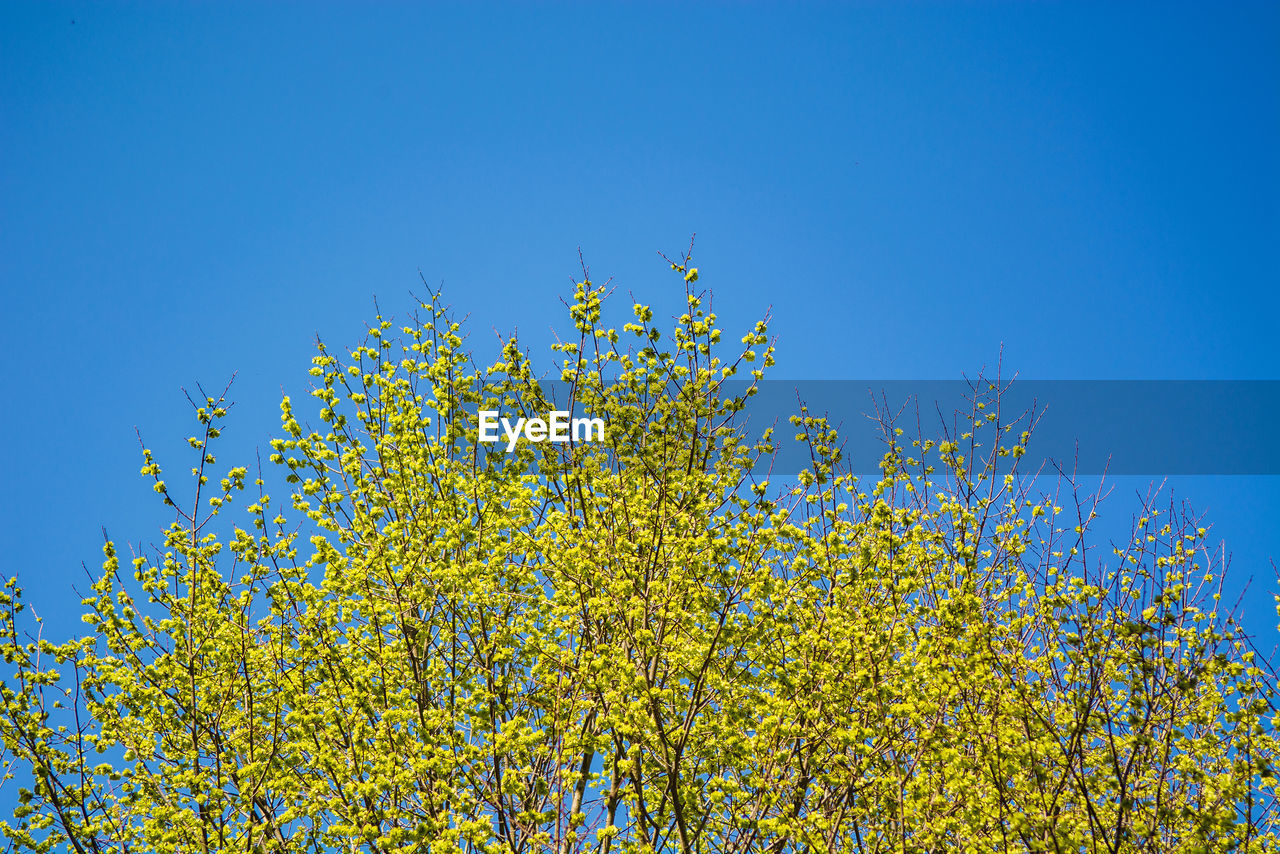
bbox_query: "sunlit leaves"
[0,257,1276,853]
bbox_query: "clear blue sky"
[1,3,1277,672]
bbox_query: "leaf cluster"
[1,256,1276,853]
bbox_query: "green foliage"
[1,255,1276,852]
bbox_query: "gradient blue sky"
[1,3,1277,667]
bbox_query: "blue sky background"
[1,0,1277,726]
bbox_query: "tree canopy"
[2,256,1277,853]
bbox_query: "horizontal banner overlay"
[734,380,1279,476]
[500,380,1277,475]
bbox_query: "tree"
[1,254,1276,853]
